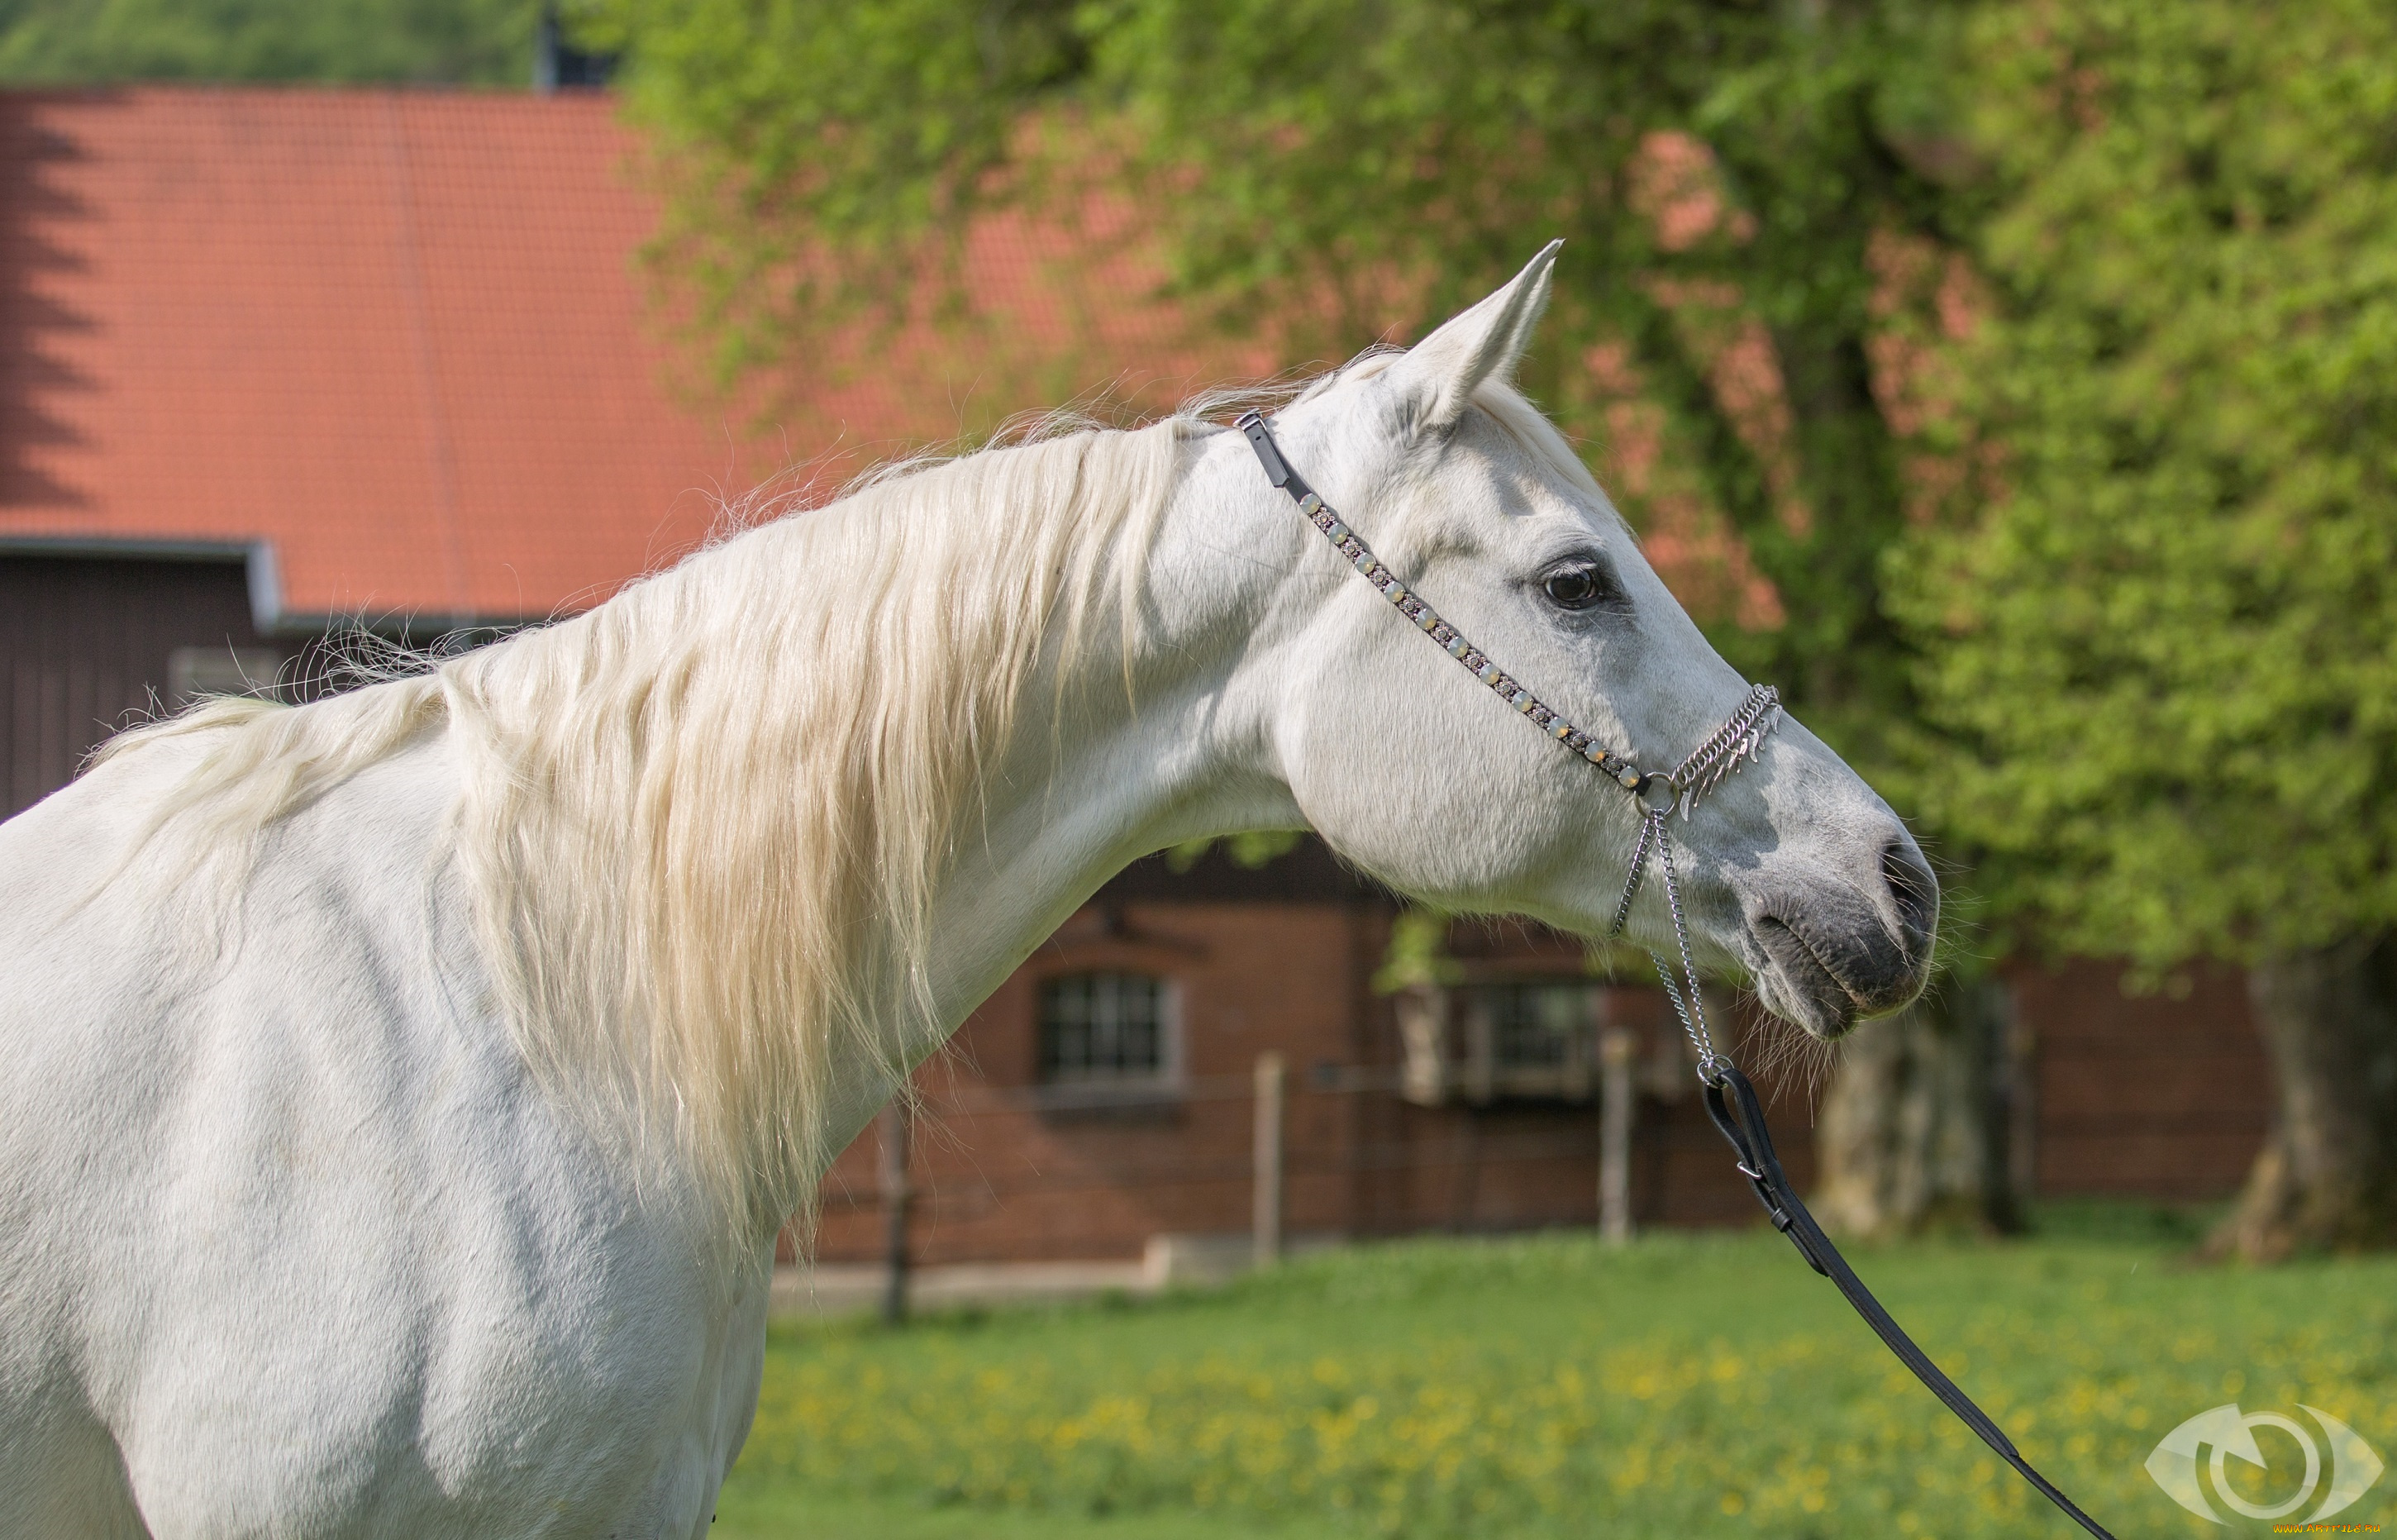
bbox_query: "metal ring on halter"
[1632,773,1679,816]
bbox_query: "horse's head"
[1253,244,1936,1038]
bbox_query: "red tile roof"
[0,88,1265,627]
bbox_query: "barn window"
[1479,981,1599,1072]
[1037,972,1172,1085]
[1394,979,1606,1104]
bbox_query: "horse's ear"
[1381,240,1562,439]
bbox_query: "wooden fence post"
[878,1098,913,1323]
[1599,1027,1637,1247]
[1252,1052,1285,1268]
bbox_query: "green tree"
[0,0,536,84]
[585,0,2015,1235]
[1894,0,2397,1257]
[582,1,1969,744]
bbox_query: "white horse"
[0,246,1932,1538]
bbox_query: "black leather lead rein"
[1237,409,2116,1540]
[1703,1065,2114,1538]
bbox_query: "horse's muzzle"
[1740,832,1938,1038]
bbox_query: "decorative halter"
[1235,409,1780,1081]
[1235,408,2116,1540]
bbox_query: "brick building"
[0,87,2271,1271]
[0,84,1258,809]
[808,844,1806,1267]
[807,838,2274,1266]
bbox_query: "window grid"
[1479,982,1599,1070]
[1037,972,1170,1084]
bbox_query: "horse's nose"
[1737,818,1939,1039]
[1880,833,1938,965]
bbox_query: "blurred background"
[2,2,2392,1534]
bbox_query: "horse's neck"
[888,433,1308,1068]
[460,427,1313,1209]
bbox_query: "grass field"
[715,1206,2397,1539]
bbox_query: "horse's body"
[1,738,771,1538]
[0,250,1937,1537]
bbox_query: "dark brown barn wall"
[0,554,280,819]
[2013,958,2270,1199]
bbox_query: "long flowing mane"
[101,413,1198,1230]
[94,355,1605,1237]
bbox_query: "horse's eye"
[1542,562,1609,612]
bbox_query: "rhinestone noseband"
[1237,411,1779,1079]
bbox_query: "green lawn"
[717,1207,2397,1538]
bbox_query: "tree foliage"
[1891,0,2397,967]
[583,0,1982,761]
[0,0,536,85]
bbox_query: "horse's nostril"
[1880,840,1938,953]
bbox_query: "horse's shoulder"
[0,723,749,1529]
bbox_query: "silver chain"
[1608,684,1780,1083]
[1608,813,1660,936]
[1662,685,1783,821]
[1647,822,1723,1080]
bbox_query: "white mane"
[103,413,1197,1228]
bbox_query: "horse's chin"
[1747,918,1865,1042]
